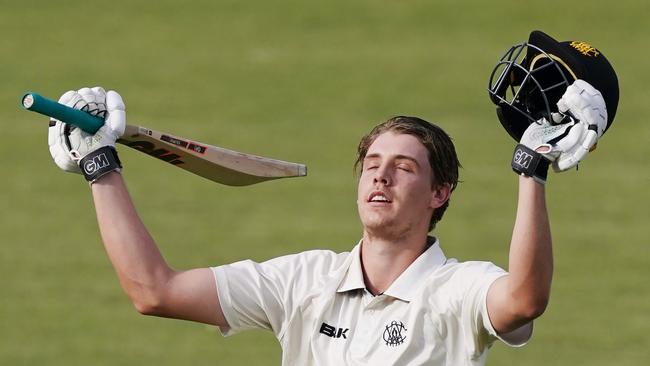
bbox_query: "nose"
[373,165,392,186]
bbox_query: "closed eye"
[396,160,416,172]
[363,156,381,171]
[396,164,412,172]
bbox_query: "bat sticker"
[161,135,189,148]
[123,140,185,165]
[187,143,207,154]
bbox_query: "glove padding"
[554,79,607,171]
[48,87,126,174]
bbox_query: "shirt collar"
[336,237,447,302]
[383,237,447,302]
[337,241,366,293]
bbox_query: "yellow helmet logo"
[570,41,600,57]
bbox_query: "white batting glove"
[48,87,126,181]
[511,79,608,183]
[512,114,578,183]
[519,113,581,162]
[553,79,607,172]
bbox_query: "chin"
[360,211,392,228]
[362,217,406,237]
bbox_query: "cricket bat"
[21,92,307,186]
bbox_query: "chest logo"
[383,321,407,346]
[320,322,349,339]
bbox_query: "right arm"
[91,171,228,327]
[46,87,228,327]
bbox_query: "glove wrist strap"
[79,146,122,183]
[511,144,549,184]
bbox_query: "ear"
[429,183,452,209]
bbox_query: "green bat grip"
[21,92,104,134]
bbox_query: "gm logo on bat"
[83,152,110,175]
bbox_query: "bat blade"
[118,125,307,186]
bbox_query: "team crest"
[383,321,407,346]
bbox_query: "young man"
[47,76,607,364]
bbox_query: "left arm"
[487,175,552,333]
[485,79,608,334]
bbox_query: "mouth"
[368,191,392,203]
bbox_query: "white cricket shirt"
[212,238,532,365]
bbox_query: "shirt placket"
[350,290,386,358]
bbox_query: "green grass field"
[1,0,648,364]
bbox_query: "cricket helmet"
[488,30,619,141]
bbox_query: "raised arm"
[486,80,608,333]
[47,87,227,327]
[91,172,226,326]
[487,176,551,333]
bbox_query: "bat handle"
[21,92,104,134]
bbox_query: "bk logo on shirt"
[319,322,349,339]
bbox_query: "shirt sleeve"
[212,250,340,338]
[455,261,533,358]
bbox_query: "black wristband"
[511,144,550,184]
[79,146,122,183]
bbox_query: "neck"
[360,229,429,295]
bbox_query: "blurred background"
[1,0,648,364]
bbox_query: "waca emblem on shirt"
[383,321,407,346]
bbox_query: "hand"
[553,79,607,171]
[512,80,607,182]
[519,114,581,163]
[48,87,126,181]
[512,115,576,184]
